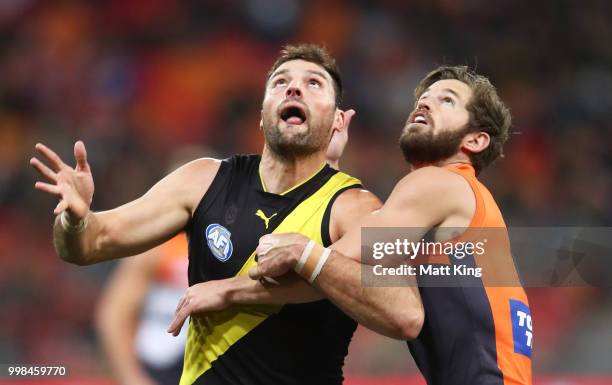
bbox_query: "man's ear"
[332,108,345,134]
[462,131,490,154]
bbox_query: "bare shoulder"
[333,188,382,213]
[374,166,475,228]
[330,188,382,241]
[387,166,471,207]
[154,157,223,214]
[175,157,222,178]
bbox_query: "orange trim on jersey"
[444,163,532,385]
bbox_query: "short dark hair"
[414,65,511,174]
[266,44,343,106]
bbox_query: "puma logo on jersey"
[255,209,277,229]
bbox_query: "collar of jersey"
[257,160,328,197]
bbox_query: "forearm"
[226,274,323,306]
[307,252,423,340]
[53,205,182,265]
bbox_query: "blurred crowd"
[1,0,611,378]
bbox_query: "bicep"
[328,188,381,260]
[329,188,382,241]
[97,158,220,258]
[331,168,464,260]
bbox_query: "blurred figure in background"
[95,234,188,385]
[95,147,210,385]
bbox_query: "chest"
[188,185,307,283]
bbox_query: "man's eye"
[309,79,321,87]
[443,97,454,105]
[274,79,287,87]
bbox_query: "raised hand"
[30,141,94,221]
[326,109,354,169]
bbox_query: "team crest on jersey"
[509,299,533,358]
[205,224,233,262]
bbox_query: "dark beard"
[399,124,472,166]
[264,125,321,159]
[262,112,332,160]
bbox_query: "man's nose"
[285,85,302,98]
[416,98,432,111]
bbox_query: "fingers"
[175,294,187,315]
[74,140,90,172]
[167,309,188,337]
[169,295,190,336]
[248,266,262,280]
[34,181,61,196]
[256,234,279,255]
[54,200,69,215]
[34,143,66,172]
[30,157,58,183]
[255,242,272,256]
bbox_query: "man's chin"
[400,141,462,166]
[270,142,318,159]
[402,123,435,141]
[279,121,309,134]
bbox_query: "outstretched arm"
[31,141,219,265]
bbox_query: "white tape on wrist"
[309,247,331,283]
[60,211,88,234]
[294,240,315,274]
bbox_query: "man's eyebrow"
[306,69,329,80]
[270,69,288,79]
[269,68,330,82]
[423,87,462,100]
[442,88,461,100]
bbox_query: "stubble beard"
[262,109,333,160]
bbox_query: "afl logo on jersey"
[205,224,233,262]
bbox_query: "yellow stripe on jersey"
[180,172,361,385]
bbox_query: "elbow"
[52,234,94,266]
[395,306,424,341]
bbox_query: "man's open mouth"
[411,110,430,126]
[280,103,307,125]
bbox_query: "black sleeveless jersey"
[181,154,362,385]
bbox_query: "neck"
[411,153,472,170]
[259,145,327,194]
